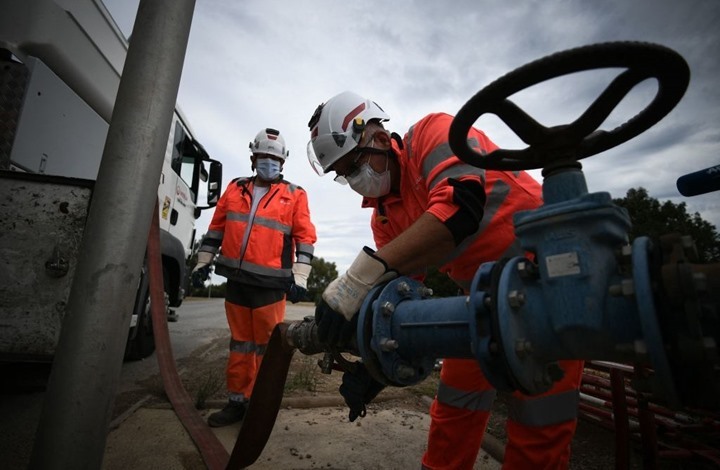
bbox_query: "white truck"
[0,0,222,360]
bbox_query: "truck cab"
[0,0,221,360]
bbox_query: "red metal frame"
[579,361,720,468]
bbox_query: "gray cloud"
[104,0,720,273]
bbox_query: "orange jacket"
[201,177,317,289]
[362,113,542,285]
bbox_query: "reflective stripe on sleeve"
[428,163,486,191]
[508,389,580,427]
[200,230,224,253]
[295,242,315,257]
[296,253,313,264]
[421,137,482,183]
[436,381,496,411]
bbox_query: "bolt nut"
[381,301,395,316]
[515,339,532,358]
[508,290,526,308]
[419,286,434,298]
[45,247,69,278]
[396,281,412,296]
[517,260,538,280]
[379,338,399,352]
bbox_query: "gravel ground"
[107,335,659,469]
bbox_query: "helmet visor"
[307,139,327,176]
[306,132,359,176]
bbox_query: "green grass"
[193,369,224,409]
[406,370,440,398]
[284,356,319,393]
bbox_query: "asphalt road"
[0,298,315,469]
[118,298,312,394]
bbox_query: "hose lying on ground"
[147,201,230,470]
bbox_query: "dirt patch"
[110,336,713,470]
[111,336,499,469]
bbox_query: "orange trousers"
[224,297,285,400]
[422,358,584,470]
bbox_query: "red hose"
[147,201,230,469]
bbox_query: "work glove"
[316,247,397,346]
[286,284,307,303]
[286,262,311,303]
[339,362,386,422]
[191,265,211,288]
[192,251,214,273]
[315,300,358,347]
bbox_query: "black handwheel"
[449,42,690,171]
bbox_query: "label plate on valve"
[545,252,581,277]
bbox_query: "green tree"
[613,187,720,262]
[307,257,338,304]
[190,282,226,298]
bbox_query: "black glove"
[286,283,307,303]
[315,299,357,347]
[191,265,211,288]
[339,363,386,422]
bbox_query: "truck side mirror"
[207,160,222,207]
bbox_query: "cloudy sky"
[103,0,719,277]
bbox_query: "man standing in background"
[195,128,317,427]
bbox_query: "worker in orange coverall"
[306,92,583,469]
[195,128,317,427]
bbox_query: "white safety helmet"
[249,128,289,160]
[307,91,390,175]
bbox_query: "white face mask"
[255,158,282,181]
[345,161,391,198]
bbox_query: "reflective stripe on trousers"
[224,297,285,400]
[421,358,584,470]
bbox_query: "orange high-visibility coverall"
[199,176,316,401]
[361,113,583,469]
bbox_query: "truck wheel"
[125,266,173,360]
[124,276,155,361]
[165,266,179,322]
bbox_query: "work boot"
[207,400,247,427]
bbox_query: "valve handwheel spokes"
[449,42,690,171]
